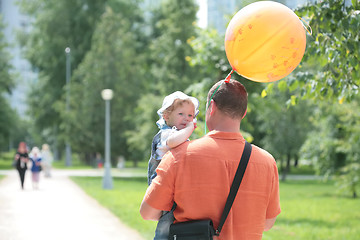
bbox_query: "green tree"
[125,0,201,164]
[147,0,199,94]
[0,16,18,150]
[18,0,107,155]
[287,0,360,197]
[60,3,146,165]
[0,17,13,93]
[254,84,314,181]
[301,98,360,198]
[279,0,360,102]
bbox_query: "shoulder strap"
[215,141,252,236]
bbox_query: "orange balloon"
[225,1,306,82]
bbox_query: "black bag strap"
[215,141,252,236]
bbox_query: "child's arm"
[167,122,195,149]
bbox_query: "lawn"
[71,176,157,239]
[0,151,15,169]
[52,154,93,169]
[263,180,360,240]
[72,177,360,240]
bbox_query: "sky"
[196,0,208,28]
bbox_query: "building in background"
[1,0,37,117]
[206,0,235,33]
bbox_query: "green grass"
[72,177,360,240]
[263,180,360,240]
[52,154,93,169]
[288,164,316,175]
[0,151,15,169]
[71,176,156,239]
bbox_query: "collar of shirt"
[206,130,245,141]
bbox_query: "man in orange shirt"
[140,79,281,240]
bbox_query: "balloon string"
[204,79,225,135]
[299,17,312,35]
[204,71,233,134]
[225,69,234,83]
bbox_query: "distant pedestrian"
[41,144,53,177]
[29,147,42,190]
[117,156,125,169]
[14,142,29,190]
[96,152,103,168]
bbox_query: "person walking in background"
[147,91,199,240]
[95,152,103,168]
[140,79,281,240]
[41,144,53,177]
[14,142,29,190]
[29,147,42,190]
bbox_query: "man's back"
[141,79,281,240]
[148,131,280,240]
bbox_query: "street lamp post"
[101,89,114,189]
[65,47,72,167]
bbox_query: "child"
[29,147,42,190]
[147,91,199,240]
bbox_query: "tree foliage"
[273,0,360,103]
[252,86,314,181]
[300,97,360,197]
[61,3,146,164]
[147,0,198,94]
[18,0,107,151]
[125,0,201,164]
[0,16,19,150]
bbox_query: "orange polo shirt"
[144,131,281,240]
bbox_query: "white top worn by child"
[147,91,199,240]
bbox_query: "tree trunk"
[281,154,291,181]
[133,158,138,168]
[294,155,299,167]
[286,153,291,173]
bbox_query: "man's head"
[207,79,248,119]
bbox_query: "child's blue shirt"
[147,124,177,185]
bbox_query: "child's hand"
[192,119,197,129]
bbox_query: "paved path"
[0,168,147,178]
[0,170,145,240]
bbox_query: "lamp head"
[101,89,113,100]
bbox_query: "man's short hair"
[207,79,248,119]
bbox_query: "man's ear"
[209,100,217,116]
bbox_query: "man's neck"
[210,117,241,132]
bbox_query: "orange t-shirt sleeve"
[143,151,176,212]
[266,161,281,219]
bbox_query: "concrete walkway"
[0,170,144,240]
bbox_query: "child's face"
[164,102,195,130]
